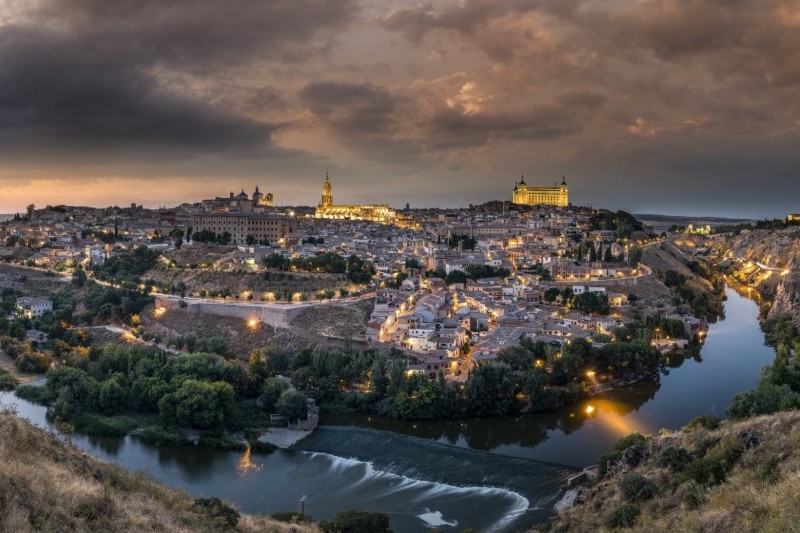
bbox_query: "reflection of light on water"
[237,446,262,475]
[583,399,648,437]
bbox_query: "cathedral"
[314,172,397,223]
[512,175,569,207]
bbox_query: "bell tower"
[321,171,333,208]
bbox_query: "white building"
[16,297,53,318]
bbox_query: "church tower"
[321,171,333,208]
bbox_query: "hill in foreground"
[547,411,800,532]
[0,410,316,533]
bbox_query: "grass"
[0,409,319,533]
[552,410,800,532]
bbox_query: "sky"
[0,0,799,218]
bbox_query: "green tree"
[159,380,236,432]
[276,390,308,421]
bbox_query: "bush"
[198,434,248,451]
[193,497,240,528]
[138,426,188,447]
[657,446,692,472]
[681,481,707,509]
[271,511,312,524]
[0,373,18,391]
[320,509,392,533]
[618,473,658,503]
[598,433,650,479]
[14,384,54,405]
[72,414,137,437]
[604,503,639,529]
[249,440,277,455]
[684,415,721,432]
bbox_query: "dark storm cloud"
[0,0,359,158]
[299,81,398,136]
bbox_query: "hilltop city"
[2,174,714,387]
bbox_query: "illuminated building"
[512,175,569,207]
[314,172,397,223]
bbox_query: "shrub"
[618,473,658,503]
[271,511,312,524]
[598,433,650,479]
[684,415,721,432]
[14,384,54,405]
[0,374,18,391]
[681,481,707,509]
[604,503,639,529]
[193,497,240,528]
[198,434,248,451]
[320,509,392,533]
[657,446,692,472]
[682,457,728,486]
[138,426,187,447]
[72,414,137,437]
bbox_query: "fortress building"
[314,172,397,223]
[512,176,569,207]
[201,186,275,213]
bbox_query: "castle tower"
[321,171,333,208]
[559,176,569,207]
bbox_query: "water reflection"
[237,446,263,475]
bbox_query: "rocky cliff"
[714,227,800,323]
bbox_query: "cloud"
[0,0,359,162]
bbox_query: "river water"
[0,287,776,532]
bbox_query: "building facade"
[190,212,297,245]
[16,297,53,318]
[512,176,569,207]
[314,172,397,223]
[200,187,275,213]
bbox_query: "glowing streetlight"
[247,319,259,329]
[585,405,596,415]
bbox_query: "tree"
[629,246,643,266]
[159,380,236,431]
[604,245,613,263]
[544,287,561,303]
[26,204,35,218]
[276,390,308,421]
[72,265,87,287]
[169,228,184,250]
[259,378,289,412]
[445,270,468,285]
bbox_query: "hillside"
[547,411,800,532]
[0,410,316,533]
[713,227,800,324]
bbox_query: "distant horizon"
[0,201,773,222]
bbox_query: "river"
[0,286,776,532]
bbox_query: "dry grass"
[0,410,318,533]
[549,411,800,533]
